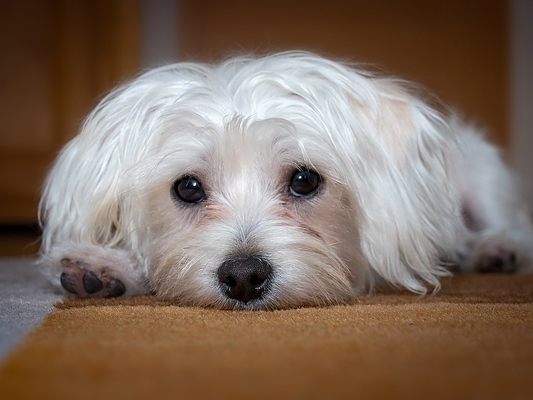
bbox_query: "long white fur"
[39,51,533,309]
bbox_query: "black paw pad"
[479,256,504,273]
[83,271,103,293]
[477,252,518,274]
[107,280,126,297]
[60,272,78,294]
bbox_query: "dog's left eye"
[172,176,206,204]
[289,169,321,198]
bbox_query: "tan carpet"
[0,274,532,400]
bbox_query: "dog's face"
[144,105,368,309]
[42,52,459,309]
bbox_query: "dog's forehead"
[161,111,316,158]
[145,73,349,185]
[217,117,296,156]
[196,117,308,183]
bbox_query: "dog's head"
[41,52,458,309]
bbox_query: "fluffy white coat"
[39,52,533,309]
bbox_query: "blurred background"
[0,0,531,256]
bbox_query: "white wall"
[140,0,179,69]
[510,0,533,210]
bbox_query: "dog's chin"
[207,296,282,311]
[154,277,355,310]
[170,292,351,311]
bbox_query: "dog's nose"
[217,257,273,303]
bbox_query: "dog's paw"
[60,258,126,298]
[474,247,518,273]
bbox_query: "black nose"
[217,257,273,303]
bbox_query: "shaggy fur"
[39,52,533,309]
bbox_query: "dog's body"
[40,52,533,309]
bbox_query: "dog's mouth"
[212,292,350,311]
[216,296,275,311]
[213,278,353,311]
[163,277,352,311]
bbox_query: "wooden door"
[0,0,139,225]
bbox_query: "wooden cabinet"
[0,0,139,224]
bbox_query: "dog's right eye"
[172,176,206,204]
[289,169,321,198]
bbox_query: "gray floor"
[0,258,62,361]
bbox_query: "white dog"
[39,52,533,309]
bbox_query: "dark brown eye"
[172,176,205,204]
[289,169,321,198]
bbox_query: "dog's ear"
[39,62,211,257]
[39,82,146,255]
[344,78,459,293]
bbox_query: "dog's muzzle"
[217,256,273,303]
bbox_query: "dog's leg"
[454,129,533,273]
[43,244,148,298]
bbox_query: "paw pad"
[82,270,103,293]
[475,250,518,274]
[60,258,126,298]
